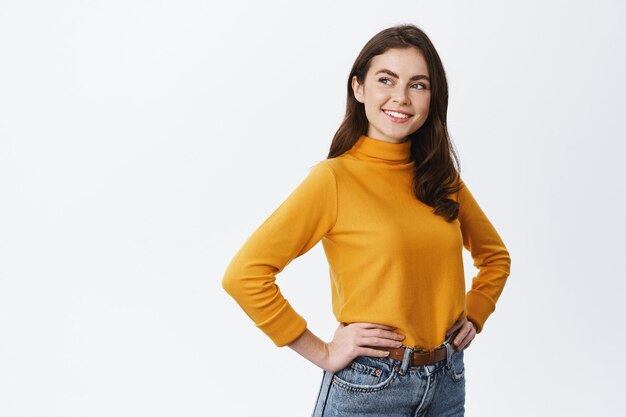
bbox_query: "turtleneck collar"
[349,134,412,163]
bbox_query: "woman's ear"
[351,75,364,103]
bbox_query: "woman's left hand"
[445,318,477,351]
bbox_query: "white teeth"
[383,110,410,119]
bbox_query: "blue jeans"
[311,332,465,417]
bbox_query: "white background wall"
[1,1,624,416]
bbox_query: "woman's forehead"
[368,48,428,74]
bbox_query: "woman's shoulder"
[310,155,355,174]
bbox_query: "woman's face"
[352,47,431,143]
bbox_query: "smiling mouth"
[383,109,413,123]
[382,109,412,119]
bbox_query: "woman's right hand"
[323,322,405,374]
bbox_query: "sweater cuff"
[466,290,496,334]
[255,300,308,347]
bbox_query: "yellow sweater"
[222,134,511,350]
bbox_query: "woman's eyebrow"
[375,68,430,82]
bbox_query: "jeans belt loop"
[399,346,414,376]
[443,337,454,369]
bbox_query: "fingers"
[347,323,405,350]
[360,347,392,358]
[445,320,463,337]
[452,321,476,350]
[452,326,466,348]
[355,328,405,355]
[361,334,404,348]
[364,327,404,340]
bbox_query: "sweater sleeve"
[221,161,338,347]
[457,178,511,334]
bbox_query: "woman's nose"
[392,91,409,104]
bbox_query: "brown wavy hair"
[327,24,462,222]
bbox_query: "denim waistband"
[396,329,460,375]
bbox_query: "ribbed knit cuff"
[255,300,308,347]
[466,290,496,334]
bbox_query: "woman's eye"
[378,78,428,90]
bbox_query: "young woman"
[222,24,511,417]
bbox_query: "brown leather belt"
[367,344,451,366]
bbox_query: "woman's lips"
[383,109,412,123]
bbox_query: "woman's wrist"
[288,328,330,371]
